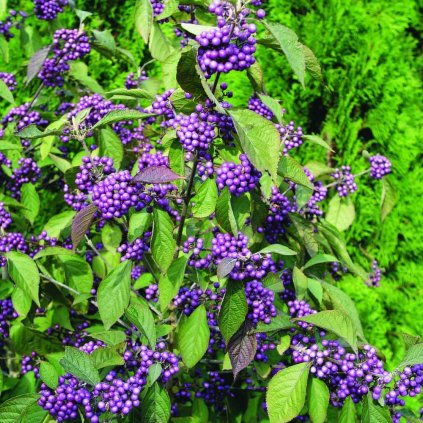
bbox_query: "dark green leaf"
[216,187,238,235]
[91,344,125,369]
[135,0,153,43]
[0,394,40,423]
[259,244,297,256]
[361,394,391,423]
[339,397,357,423]
[152,209,176,272]
[90,330,126,346]
[308,378,329,423]
[278,156,313,189]
[59,347,100,386]
[304,254,338,269]
[125,300,156,348]
[141,382,171,423]
[192,178,218,218]
[39,361,59,389]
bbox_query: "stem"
[85,236,111,269]
[175,154,199,253]
[211,72,222,94]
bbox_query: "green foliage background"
[3,0,422,370]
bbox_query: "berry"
[369,155,392,179]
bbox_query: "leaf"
[304,254,338,269]
[307,279,323,304]
[141,383,171,423]
[290,214,318,257]
[59,347,100,386]
[178,304,210,368]
[106,88,154,100]
[71,204,98,250]
[361,394,391,423]
[101,223,122,251]
[75,9,92,23]
[135,0,153,43]
[192,178,218,218]
[6,252,40,306]
[262,272,284,293]
[263,22,306,87]
[218,280,248,344]
[44,210,75,239]
[181,23,217,36]
[381,177,396,222]
[296,185,313,210]
[396,343,423,369]
[90,331,126,346]
[147,363,162,387]
[295,310,358,352]
[39,361,59,389]
[308,378,329,423]
[259,244,297,256]
[149,23,173,62]
[258,94,284,123]
[229,109,281,181]
[278,156,314,189]
[97,260,132,330]
[266,362,311,423]
[60,255,93,294]
[0,79,14,103]
[99,127,124,169]
[169,140,185,189]
[216,187,238,235]
[69,61,105,94]
[91,345,125,369]
[21,183,40,225]
[227,321,257,379]
[303,45,323,81]
[16,124,62,140]
[33,247,74,260]
[92,109,152,130]
[11,287,32,318]
[152,208,176,272]
[293,266,308,300]
[177,46,207,100]
[217,257,237,280]
[247,61,265,93]
[0,140,22,150]
[26,45,50,84]
[128,211,152,243]
[133,165,183,184]
[277,334,291,355]
[321,281,365,341]
[303,135,332,151]
[402,333,421,350]
[49,153,71,173]
[0,394,40,423]
[158,256,188,311]
[339,397,356,423]
[125,300,156,348]
[92,29,116,55]
[326,196,356,232]
[255,313,293,333]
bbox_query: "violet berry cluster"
[34,0,68,21]
[331,165,358,197]
[369,154,392,179]
[216,154,261,196]
[0,72,17,90]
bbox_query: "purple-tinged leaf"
[71,204,98,250]
[227,321,257,379]
[217,257,237,280]
[133,166,183,184]
[27,46,51,85]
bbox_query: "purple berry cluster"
[124,71,148,89]
[2,102,48,131]
[0,72,17,90]
[369,154,392,179]
[7,158,41,198]
[331,165,358,197]
[248,95,274,121]
[288,299,317,329]
[276,121,304,154]
[183,237,212,269]
[301,168,327,216]
[245,280,277,325]
[150,0,165,17]
[34,0,68,21]
[0,10,26,41]
[0,299,18,337]
[118,230,152,262]
[365,260,381,287]
[39,29,90,87]
[216,154,261,196]
[75,156,116,192]
[0,202,12,230]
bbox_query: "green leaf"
[39,361,59,389]
[321,281,365,341]
[135,0,153,43]
[303,44,323,81]
[99,127,124,169]
[90,330,126,346]
[259,244,297,256]
[97,260,132,330]
[262,22,306,87]
[277,334,291,355]
[44,210,75,239]
[308,378,329,423]
[278,156,314,189]
[304,254,338,269]
[180,23,217,36]
[307,279,323,304]
[10,324,63,355]
[60,255,93,294]
[178,304,210,368]
[339,397,357,423]
[262,272,284,293]
[158,256,188,311]
[326,196,355,232]
[216,187,238,235]
[149,23,173,62]
[92,29,116,55]
[141,382,171,423]
[152,208,176,272]
[192,178,218,218]
[293,267,308,300]
[128,211,152,243]
[0,140,22,151]
[0,394,40,423]
[6,252,40,306]
[247,61,265,93]
[266,362,311,423]
[11,287,32,318]
[33,247,74,260]
[169,140,185,189]
[59,347,100,386]
[361,394,391,423]
[0,35,9,63]
[218,280,248,344]
[177,46,208,100]
[255,313,293,333]
[229,109,281,181]
[193,397,209,423]
[125,300,156,348]
[92,109,152,130]
[257,94,284,123]
[381,177,396,222]
[296,185,313,210]
[91,345,125,369]
[295,310,358,352]
[396,343,423,369]
[101,223,122,251]
[49,153,71,173]
[0,78,14,103]
[20,183,40,225]
[147,363,162,387]
[106,87,155,100]
[303,135,332,151]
